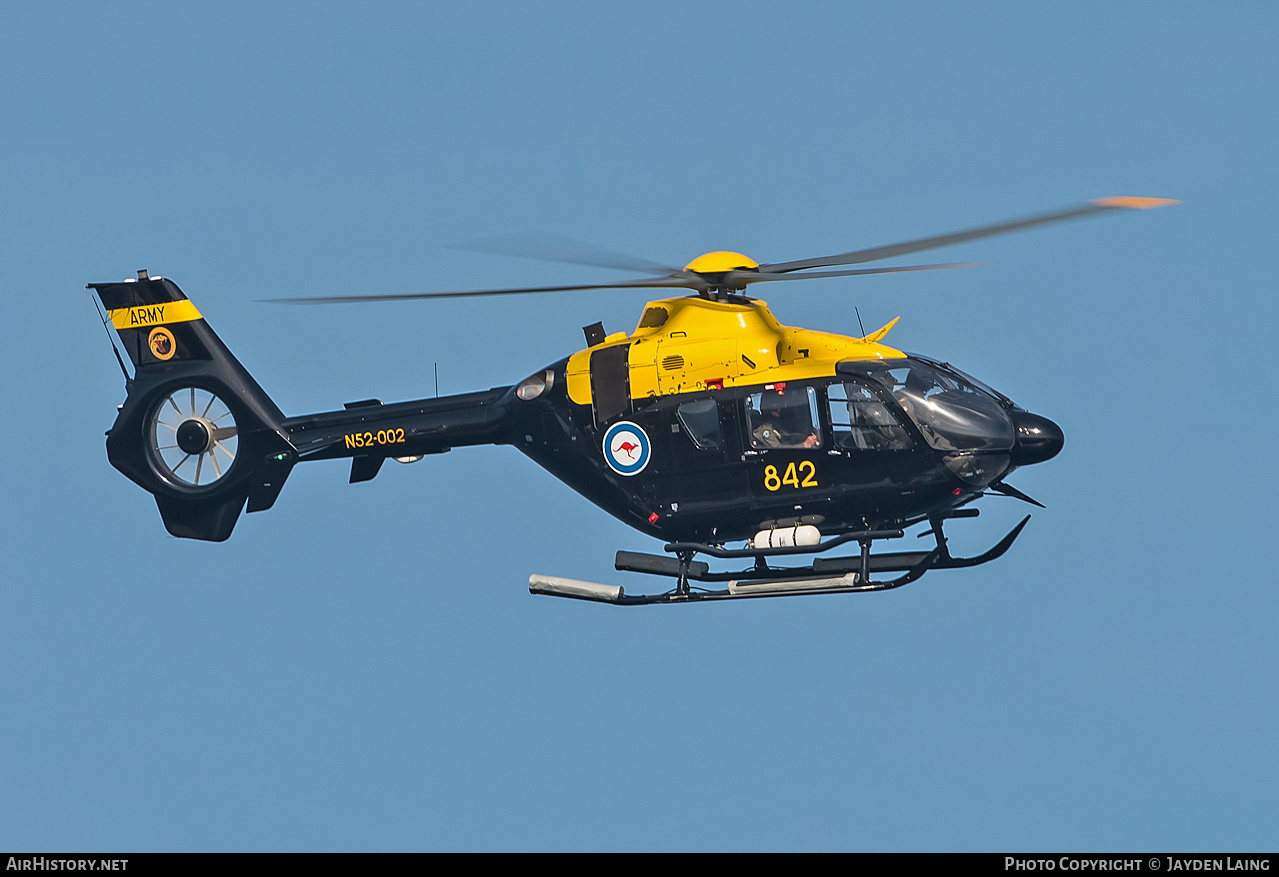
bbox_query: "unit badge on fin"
[148,327,176,361]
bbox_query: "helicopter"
[89,195,1176,605]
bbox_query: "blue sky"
[2,1,1276,851]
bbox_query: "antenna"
[434,362,439,398]
[855,306,867,338]
[91,293,132,385]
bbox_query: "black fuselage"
[282,355,1062,545]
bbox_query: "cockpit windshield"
[838,360,1015,452]
[908,353,1016,409]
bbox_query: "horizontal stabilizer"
[350,455,386,484]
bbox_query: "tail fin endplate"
[90,275,296,541]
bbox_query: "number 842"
[763,461,817,491]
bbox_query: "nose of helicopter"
[1009,411,1064,466]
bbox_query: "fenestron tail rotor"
[150,387,239,488]
[270,196,1178,305]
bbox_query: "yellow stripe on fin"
[109,299,203,329]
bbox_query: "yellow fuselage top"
[565,296,906,405]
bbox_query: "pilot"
[853,395,910,451]
[753,395,820,449]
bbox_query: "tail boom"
[91,274,513,540]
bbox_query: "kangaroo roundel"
[602,421,650,476]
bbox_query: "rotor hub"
[176,418,214,455]
[683,251,759,274]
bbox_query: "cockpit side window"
[746,385,821,450]
[827,381,914,451]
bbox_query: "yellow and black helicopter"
[90,196,1175,605]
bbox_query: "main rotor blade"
[271,263,980,305]
[725,261,984,287]
[451,232,682,276]
[759,196,1179,274]
[270,274,702,304]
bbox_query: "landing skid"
[529,512,1031,606]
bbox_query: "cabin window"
[827,382,914,451]
[676,399,722,450]
[638,307,669,328]
[746,385,821,449]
